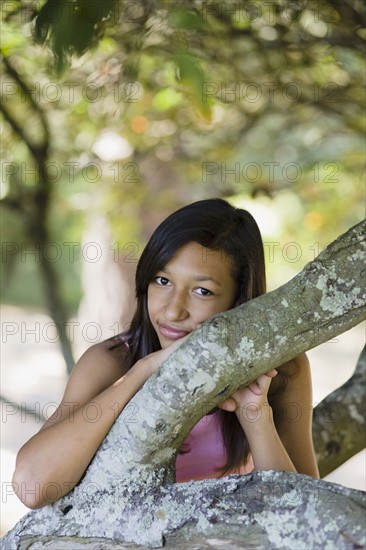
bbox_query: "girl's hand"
[218,369,277,417]
[218,368,298,474]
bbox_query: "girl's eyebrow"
[160,268,222,287]
[193,275,222,286]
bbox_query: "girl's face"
[147,241,237,349]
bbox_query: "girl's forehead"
[169,241,229,262]
[164,242,235,278]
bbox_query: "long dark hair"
[110,198,267,473]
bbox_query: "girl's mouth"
[158,323,190,340]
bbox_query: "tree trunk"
[37,226,75,374]
[1,54,75,374]
[2,220,365,549]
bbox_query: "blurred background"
[1,0,365,535]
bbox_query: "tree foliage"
[1,0,364,351]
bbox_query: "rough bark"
[10,473,366,550]
[313,345,366,477]
[1,220,365,549]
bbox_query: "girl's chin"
[159,338,175,349]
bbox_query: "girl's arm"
[219,353,319,477]
[12,337,188,509]
[229,370,298,473]
[238,414,296,472]
[269,353,319,477]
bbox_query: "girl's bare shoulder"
[76,336,129,369]
[68,337,130,391]
[40,338,131,431]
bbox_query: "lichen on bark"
[12,473,366,549]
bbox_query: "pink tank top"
[175,410,254,482]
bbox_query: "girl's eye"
[195,287,213,296]
[154,276,170,286]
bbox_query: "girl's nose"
[164,292,189,321]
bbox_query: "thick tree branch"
[9,472,366,549]
[313,345,365,477]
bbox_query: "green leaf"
[152,88,182,111]
[174,52,212,121]
[168,9,205,30]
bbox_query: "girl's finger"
[252,373,274,394]
[265,369,278,378]
[218,396,237,412]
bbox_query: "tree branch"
[1,54,50,146]
[10,472,366,549]
[0,101,41,162]
[313,345,365,477]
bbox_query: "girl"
[13,198,319,509]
